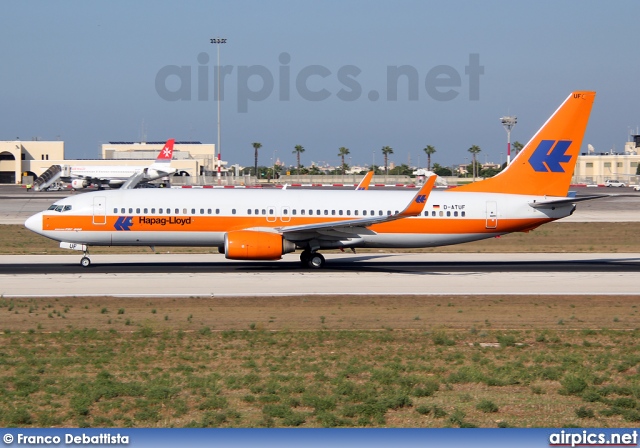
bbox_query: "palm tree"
[423,145,436,171]
[338,147,350,175]
[293,145,305,174]
[381,146,394,174]
[468,145,481,181]
[252,142,262,177]
[512,141,523,159]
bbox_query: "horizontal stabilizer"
[528,195,605,209]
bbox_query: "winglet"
[398,175,436,217]
[155,139,175,163]
[355,171,374,190]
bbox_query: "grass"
[0,295,639,428]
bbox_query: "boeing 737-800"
[62,139,176,190]
[25,91,596,268]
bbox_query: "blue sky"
[2,0,640,169]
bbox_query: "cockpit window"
[48,205,57,210]
[54,206,64,212]
[63,205,72,211]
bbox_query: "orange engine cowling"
[224,230,295,260]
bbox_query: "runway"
[1,253,639,297]
[2,186,640,297]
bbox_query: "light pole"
[500,115,517,165]
[210,37,227,181]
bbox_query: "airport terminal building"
[0,140,220,185]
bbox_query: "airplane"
[61,139,176,190]
[25,91,596,269]
[355,170,374,190]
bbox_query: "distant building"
[573,135,640,184]
[0,140,220,184]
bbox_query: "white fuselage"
[25,188,574,250]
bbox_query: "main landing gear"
[300,250,325,269]
[80,248,91,267]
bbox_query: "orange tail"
[455,91,595,196]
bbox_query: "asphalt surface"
[1,253,639,296]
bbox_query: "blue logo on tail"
[415,195,427,204]
[528,140,572,173]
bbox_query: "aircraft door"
[266,206,276,223]
[280,206,291,223]
[93,196,107,225]
[485,201,497,229]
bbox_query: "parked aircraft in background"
[25,91,596,268]
[62,139,176,190]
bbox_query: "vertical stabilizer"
[454,91,595,196]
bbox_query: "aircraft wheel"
[300,251,311,266]
[307,253,325,269]
[80,257,91,268]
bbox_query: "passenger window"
[317,210,320,215]
[129,208,133,214]
[454,211,458,217]
[175,208,179,214]
[247,209,252,215]
[379,211,383,216]
[183,208,187,214]
[339,210,343,216]
[144,208,148,214]
[346,210,350,216]
[200,209,204,214]
[232,209,236,215]
[136,208,140,214]
[120,208,125,214]
[371,211,375,215]
[113,208,118,213]
[439,211,443,217]
[269,208,274,215]
[432,211,436,217]
[255,209,259,215]
[292,209,297,215]
[159,208,163,214]
[446,211,451,217]
[261,209,266,215]
[363,210,367,216]
[324,210,328,216]
[191,208,195,214]
[283,209,288,215]
[208,209,212,214]
[301,210,306,215]
[151,208,156,214]
[387,211,391,216]
[461,211,466,217]
[331,210,335,215]
[354,210,358,216]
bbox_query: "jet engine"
[224,230,295,260]
[71,179,89,189]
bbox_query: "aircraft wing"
[119,171,148,190]
[278,176,436,238]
